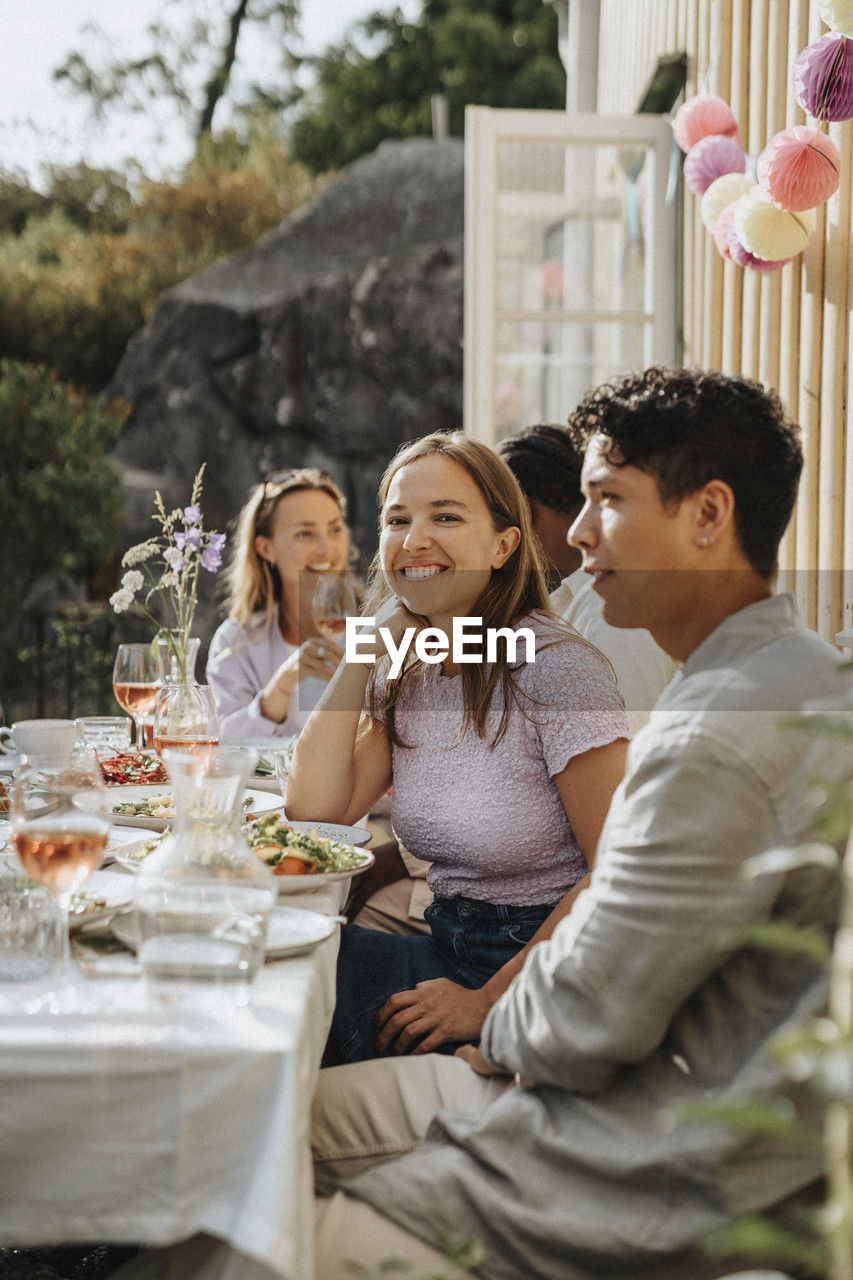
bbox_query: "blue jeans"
[323,895,559,1066]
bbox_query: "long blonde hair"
[222,468,348,628]
[365,432,565,747]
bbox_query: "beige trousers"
[312,1055,513,1276]
[352,875,432,936]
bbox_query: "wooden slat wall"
[597,0,851,641]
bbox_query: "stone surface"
[108,138,465,587]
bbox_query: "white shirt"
[551,568,678,730]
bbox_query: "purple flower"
[175,527,203,551]
[184,504,202,526]
[201,532,226,573]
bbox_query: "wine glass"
[10,747,110,1008]
[113,643,161,754]
[311,572,362,641]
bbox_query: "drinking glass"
[113,644,161,753]
[311,572,362,641]
[10,747,110,1007]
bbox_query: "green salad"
[241,813,368,874]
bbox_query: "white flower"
[163,547,184,570]
[161,572,179,588]
[121,569,144,594]
[109,588,135,614]
[122,540,159,567]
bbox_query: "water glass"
[0,866,60,983]
[76,716,133,759]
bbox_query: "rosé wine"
[314,615,347,639]
[15,827,108,894]
[113,682,160,717]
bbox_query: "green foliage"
[725,919,833,966]
[343,1231,487,1279]
[0,129,317,391]
[704,1212,827,1277]
[0,360,127,607]
[290,0,566,173]
[676,675,853,1280]
[0,360,128,716]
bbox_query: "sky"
[0,0,415,183]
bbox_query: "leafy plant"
[680,680,853,1280]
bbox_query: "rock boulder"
[108,137,465,571]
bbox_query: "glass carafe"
[134,746,275,1001]
[153,638,220,757]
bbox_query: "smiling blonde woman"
[207,468,353,740]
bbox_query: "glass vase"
[134,746,276,1002]
[153,638,220,757]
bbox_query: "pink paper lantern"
[726,223,790,271]
[683,134,746,195]
[793,32,853,122]
[757,126,840,211]
[713,203,738,260]
[673,94,739,152]
[819,0,853,37]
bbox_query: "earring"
[699,534,716,548]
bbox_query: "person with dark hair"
[498,423,677,729]
[495,424,584,589]
[306,368,850,1279]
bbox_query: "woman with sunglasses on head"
[286,433,630,1063]
[207,469,352,740]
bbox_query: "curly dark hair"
[566,367,803,579]
[497,424,583,518]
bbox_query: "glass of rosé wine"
[311,572,362,642]
[113,643,161,753]
[10,747,110,1007]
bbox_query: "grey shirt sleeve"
[480,726,784,1093]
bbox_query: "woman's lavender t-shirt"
[372,620,630,906]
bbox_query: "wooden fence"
[598,0,851,642]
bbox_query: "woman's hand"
[371,595,428,650]
[373,978,492,1055]
[454,1044,510,1078]
[260,638,343,723]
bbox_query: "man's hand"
[374,978,491,1055]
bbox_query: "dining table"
[0,755,357,1280]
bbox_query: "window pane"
[495,141,651,317]
[493,318,650,439]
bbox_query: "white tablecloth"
[0,873,347,1280]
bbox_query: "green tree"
[0,361,127,617]
[53,0,300,149]
[290,0,566,173]
[0,126,318,390]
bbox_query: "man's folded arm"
[481,733,786,1092]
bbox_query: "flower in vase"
[109,464,225,680]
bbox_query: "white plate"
[271,847,374,894]
[68,870,134,931]
[110,902,338,958]
[108,785,280,831]
[103,825,163,864]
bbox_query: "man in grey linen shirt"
[310,366,851,1279]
